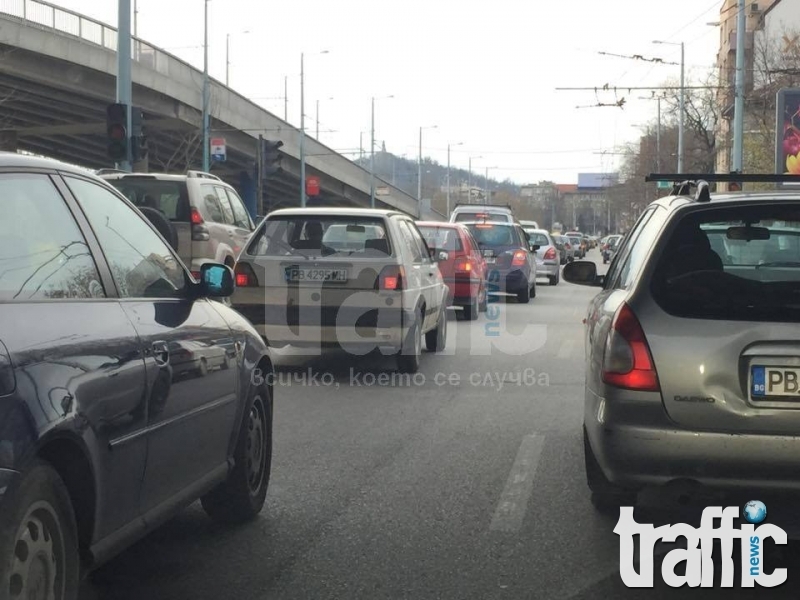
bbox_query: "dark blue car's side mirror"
[199,263,235,298]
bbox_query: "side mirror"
[563,261,604,287]
[199,263,235,297]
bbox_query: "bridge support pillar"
[239,170,257,219]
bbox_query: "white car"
[232,208,449,372]
[450,203,515,224]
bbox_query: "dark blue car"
[0,154,274,599]
[464,222,538,303]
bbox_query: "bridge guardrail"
[0,0,171,76]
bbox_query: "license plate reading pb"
[751,366,800,398]
[285,267,347,282]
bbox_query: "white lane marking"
[490,434,546,532]
[557,339,575,359]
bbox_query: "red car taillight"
[191,207,210,241]
[454,257,474,273]
[234,262,259,287]
[511,250,527,266]
[377,265,405,291]
[543,247,557,260]
[565,243,572,250]
[602,303,659,392]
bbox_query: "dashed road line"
[490,434,546,532]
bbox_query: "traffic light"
[106,103,129,162]
[261,139,283,177]
[130,107,148,162]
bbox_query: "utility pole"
[359,131,363,161]
[225,33,230,87]
[484,167,489,205]
[316,99,319,139]
[117,0,132,172]
[300,52,306,207]
[657,96,662,172]
[732,0,746,173]
[418,127,423,201]
[447,144,452,217]
[201,0,210,172]
[133,0,138,37]
[678,41,685,172]
[256,135,264,216]
[284,76,288,121]
[370,97,375,207]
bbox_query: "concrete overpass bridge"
[0,0,436,218]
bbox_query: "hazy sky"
[51,0,723,184]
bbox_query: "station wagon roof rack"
[452,202,513,210]
[646,173,800,203]
[94,168,129,175]
[186,170,222,181]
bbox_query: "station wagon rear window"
[248,216,392,258]
[417,226,463,252]
[651,205,800,322]
[108,179,191,222]
[454,212,509,223]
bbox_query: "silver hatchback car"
[565,182,800,512]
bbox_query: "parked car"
[450,203,516,224]
[524,228,560,285]
[100,170,255,278]
[232,208,449,372]
[464,221,537,303]
[0,154,274,598]
[417,222,488,320]
[564,180,800,513]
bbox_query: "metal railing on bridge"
[0,0,173,76]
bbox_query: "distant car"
[519,219,540,230]
[450,204,515,224]
[464,221,537,303]
[602,234,623,264]
[232,208,449,372]
[554,234,575,263]
[101,170,256,278]
[550,234,568,265]
[417,222,488,320]
[524,228,560,285]
[565,233,585,259]
[0,154,274,597]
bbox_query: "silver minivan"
[101,170,255,277]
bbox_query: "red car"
[417,222,487,320]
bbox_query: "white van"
[449,204,515,224]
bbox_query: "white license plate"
[285,267,348,282]
[751,366,800,398]
[485,257,496,264]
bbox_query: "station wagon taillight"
[511,250,527,266]
[454,257,473,273]
[234,262,259,287]
[191,207,204,225]
[602,303,659,392]
[191,207,210,241]
[544,247,557,260]
[377,265,405,291]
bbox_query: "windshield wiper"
[756,261,800,269]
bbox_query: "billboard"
[776,88,800,175]
[577,173,619,189]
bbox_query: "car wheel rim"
[245,397,267,494]
[9,502,64,600]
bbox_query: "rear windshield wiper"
[755,261,800,269]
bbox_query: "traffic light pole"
[116,0,132,171]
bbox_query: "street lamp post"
[653,40,685,172]
[284,75,288,121]
[316,97,333,139]
[225,30,250,87]
[202,0,210,172]
[467,156,482,204]
[446,142,463,218]
[299,50,329,207]
[732,0,746,173]
[370,96,393,207]
[484,166,498,205]
[418,125,437,202]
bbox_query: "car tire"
[549,274,559,286]
[478,288,488,313]
[530,280,537,299]
[397,316,422,373]
[202,381,272,525]
[425,308,447,352]
[0,460,80,600]
[197,357,208,377]
[516,283,530,304]
[584,427,636,515]
[462,300,479,321]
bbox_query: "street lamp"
[418,125,437,202]
[225,30,250,87]
[653,40,685,172]
[202,0,210,172]
[299,50,329,207]
[370,95,394,207]
[446,142,463,217]
[467,155,482,204]
[316,96,334,140]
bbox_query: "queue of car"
[0,156,582,598]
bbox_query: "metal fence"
[0,0,172,76]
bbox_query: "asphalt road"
[80,248,800,599]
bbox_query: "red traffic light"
[108,124,126,141]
